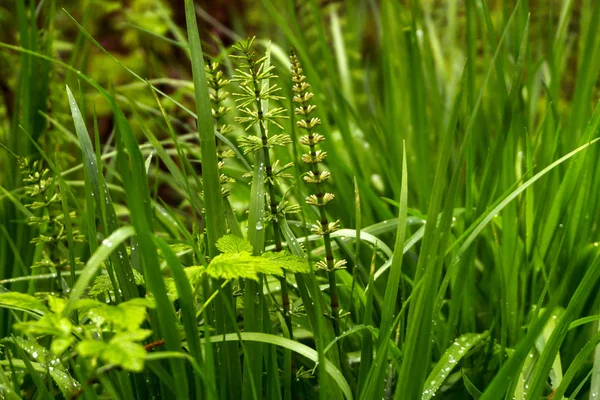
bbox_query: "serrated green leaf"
[47,295,66,314]
[104,340,147,372]
[14,313,72,339]
[206,251,285,281]
[0,292,48,315]
[77,340,106,358]
[77,329,151,373]
[72,298,104,313]
[216,234,253,254]
[88,297,153,331]
[253,258,284,276]
[206,253,261,281]
[165,265,206,301]
[89,274,114,296]
[50,336,75,356]
[184,266,206,285]
[90,269,145,296]
[112,329,153,343]
[260,251,310,273]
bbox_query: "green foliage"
[1,1,600,399]
[90,268,144,296]
[206,235,309,281]
[77,332,150,372]
[216,234,254,254]
[5,293,155,373]
[0,292,48,315]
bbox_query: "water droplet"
[102,239,113,248]
[255,220,264,231]
[370,174,384,193]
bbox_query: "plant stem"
[245,54,294,340]
[307,138,339,335]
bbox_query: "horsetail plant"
[290,50,346,335]
[20,159,85,283]
[206,59,235,197]
[231,37,299,341]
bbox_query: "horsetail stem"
[231,38,296,337]
[206,59,235,197]
[290,50,345,335]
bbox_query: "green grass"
[0,0,600,399]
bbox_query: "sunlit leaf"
[216,234,253,254]
[0,292,48,315]
[260,251,310,273]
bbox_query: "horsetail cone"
[290,50,346,332]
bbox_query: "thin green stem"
[242,52,293,339]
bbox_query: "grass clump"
[0,1,599,399]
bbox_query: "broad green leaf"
[88,298,153,331]
[77,329,152,372]
[0,292,48,315]
[216,234,253,254]
[14,313,72,340]
[76,340,106,358]
[104,340,147,372]
[165,265,206,301]
[46,295,66,314]
[206,253,283,281]
[89,274,118,296]
[260,250,310,273]
[207,253,262,281]
[90,269,144,296]
[112,329,153,343]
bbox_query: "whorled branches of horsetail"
[231,37,299,338]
